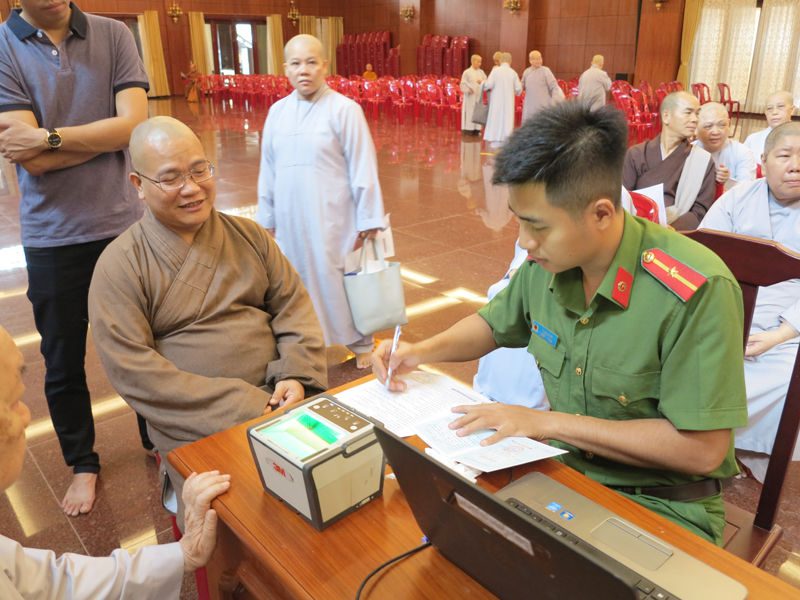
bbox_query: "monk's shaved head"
[501,52,512,63]
[660,91,696,116]
[591,55,604,67]
[493,52,502,60]
[698,102,729,122]
[129,117,199,173]
[764,121,800,158]
[766,90,794,108]
[530,51,541,58]
[285,34,326,62]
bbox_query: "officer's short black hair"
[492,101,629,215]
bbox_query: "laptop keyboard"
[505,498,682,600]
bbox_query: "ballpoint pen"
[385,324,402,391]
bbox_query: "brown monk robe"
[88,117,327,527]
[622,91,716,231]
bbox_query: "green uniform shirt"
[478,211,749,544]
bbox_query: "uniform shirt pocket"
[528,334,566,404]
[591,366,661,421]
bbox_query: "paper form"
[333,372,487,437]
[414,413,567,473]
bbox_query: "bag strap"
[359,238,386,273]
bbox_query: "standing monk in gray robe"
[521,51,562,122]
[622,91,716,230]
[257,35,384,369]
[88,117,327,526]
[578,55,612,110]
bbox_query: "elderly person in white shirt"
[0,324,230,600]
[694,102,757,192]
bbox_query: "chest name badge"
[532,321,558,348]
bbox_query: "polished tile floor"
[0,98,799,597]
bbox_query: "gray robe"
[88,208,327,523]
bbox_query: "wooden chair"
[684,229,800,567]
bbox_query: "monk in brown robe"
[88,117,327,526]
[622,91,716,230]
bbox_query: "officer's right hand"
[371,340,421,392]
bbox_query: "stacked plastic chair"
[717,82,741,137]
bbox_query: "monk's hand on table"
[180,471,231,573]
[267,379,305,410]
[449,403,548,446]
[371,339,420,392]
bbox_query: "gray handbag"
[343,239,408,336]
[472,91,489,125]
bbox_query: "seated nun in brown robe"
[88,116,328,527]
[622,91,717,230]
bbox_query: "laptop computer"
[374,425,748,600]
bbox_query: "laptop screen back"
[375,426,639,600]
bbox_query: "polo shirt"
[478,210,749,543]
[0,3,149,247]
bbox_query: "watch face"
[47,132,62,148]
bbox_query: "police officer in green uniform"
[371,102,748,546]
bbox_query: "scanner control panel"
[307,400,370,433]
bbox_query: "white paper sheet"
[334,372,486,437]
[414,413,567,472]
[632,183,667,227]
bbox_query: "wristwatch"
[45,128,62,150]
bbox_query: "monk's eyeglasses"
[136,161,215,191]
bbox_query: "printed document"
[414,413,567,472]
[334,371,487,437]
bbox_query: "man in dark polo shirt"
[0,1,149,516]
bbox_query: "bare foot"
[356,352,372,369]
[62,473,97,516]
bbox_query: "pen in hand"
[385,325,402,391]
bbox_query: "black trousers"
[24,237,153,472]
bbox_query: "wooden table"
[169,377,800,600]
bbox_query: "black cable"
[355,539,432,599]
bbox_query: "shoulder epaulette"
[641,248,707,302]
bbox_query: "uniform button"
[575,367,582,376]
[585,451,594,459]
[619,396,627,403]
[580,318,589,325]
[52,49,58,55]
[37,32,43,38]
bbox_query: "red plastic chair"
[691,82,712,105]
[443,82,463,129]
[757,164,763,179]
[361,80,384,120]
[629,191,660,223]
[515,91,525,127]
[556,79,569,98]
[424,82,448,126]
[388,80,412,124]
[717,83,742,138]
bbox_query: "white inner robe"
[694,138,757,190]
[482,63,522,144]
[699,178,800,481]
[256,85,385,347]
